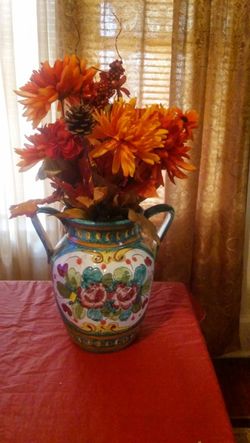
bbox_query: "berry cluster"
[89,59,130,108]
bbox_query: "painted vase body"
[31,204,174,352]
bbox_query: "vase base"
[62,317,141,353]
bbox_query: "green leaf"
[141,278,152,295]
[102,273,113,288]
[56,281,71,298]
[109,310,122,321]
[134,264,147,285]
[66,267,81,290]
[119,309,132,321]
[101,301,121,320]
[113,267,132,284]
[132,301,142,313]
[87,309,103,321]
[82,266,103,286]
[72,302,86,320]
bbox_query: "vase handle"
[30,207,59,263]
[144,204,175,242]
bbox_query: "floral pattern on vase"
[53,249,154,334]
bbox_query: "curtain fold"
[0,0,59,280]
[192,0,250,354]
[156,0,250,354]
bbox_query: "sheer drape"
[0,0,59,279]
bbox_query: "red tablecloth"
[0,281,235,443]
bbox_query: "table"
[0,281,235,443]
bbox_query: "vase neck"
[66,220,141,248]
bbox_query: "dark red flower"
[15,119,84,171]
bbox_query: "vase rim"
[65,217,134,228]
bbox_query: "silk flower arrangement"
[10,54,198,236]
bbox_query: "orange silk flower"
[15,55,96,128]
[89,99,167,178]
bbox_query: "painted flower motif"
[79,283,107,308]
[112,283,138,310]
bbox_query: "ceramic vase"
[31,204,174,352]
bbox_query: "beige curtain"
[56,0,250,354]
[0,0,60,280]
[156,0,250,354]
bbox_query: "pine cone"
[65,104,95,136]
